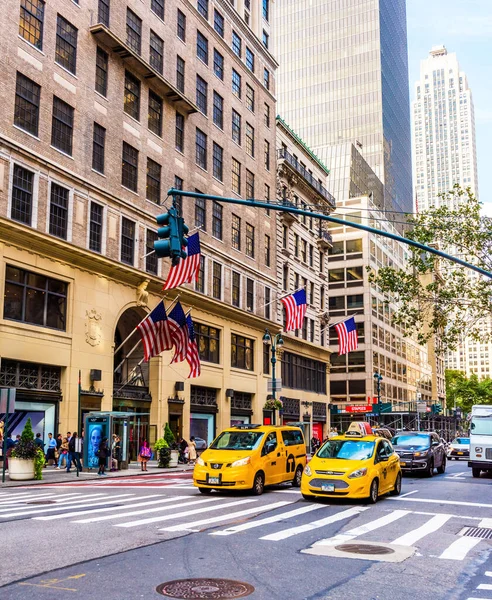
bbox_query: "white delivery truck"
[468,404,492,478]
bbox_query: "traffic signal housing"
[155,207,185,266]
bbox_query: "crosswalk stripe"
[391,514,452,546]
[389,497,492,509]
[260,507,369,542]
[0,494,136,518]
[0,493,106,513]
[486,572,492,577]
[479,519,492,529]
[33,494,165,520]
[115,498,258,528]
[478,584,492,591]
[211,503,325,536]
[74,496,215,524]
[0,491,51,499]
[161,501,293,532]
[0,493,83,507]
[439,536,482,560]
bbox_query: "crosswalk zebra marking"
[391,514,452,546]
[0,493,84,507]
[389,497,492,509]
[0,493,108,513]
[0,494,136,518]
[478,584,492,591]
[438,536,482,560]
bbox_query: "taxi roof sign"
[345,421,373,437]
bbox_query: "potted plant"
[154,437,171,468]
[164,423,179,468]
[9,418,43,481]
[264,398,283,411]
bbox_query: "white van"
[468,405,492,478]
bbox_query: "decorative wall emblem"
[85,309,102,346]
[136,279,150,307]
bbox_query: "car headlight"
[414,450,428,458]
[475,447,483,453]
[348,468,367,479]
[230,457,251,467]
[304,465,312,476]
[196,456,205,466]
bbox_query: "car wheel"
[472,468,481,478]
[198,487,212,494]
[390,472,402,496]
[437,457,446,474]
[292,465,303,488]
[302,493,315,501]
[426,460,434,477]
[368,479,379,504]
[252,471,265,496]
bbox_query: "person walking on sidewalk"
[187,437,197,466]
[68,432,83,473]
[46,433,57,467]
[55,438,69,469]
[97,437,109,476]
[139,440,151,472]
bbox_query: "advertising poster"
[84,415,110,469]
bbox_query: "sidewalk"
[0,460,193,488]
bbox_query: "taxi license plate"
[457,452,463,455]
[321,483,335,492]
[208,477,220,484]
[400,461,406,466]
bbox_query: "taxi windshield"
[392,434,430,449]
[317,440,375,461]
[210,430,264,450]
[452,438,469,445]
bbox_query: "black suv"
[391,431,446,477]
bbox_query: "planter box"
[9,457,35,480]
[169,449,179,468]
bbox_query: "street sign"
[417,402,427,413]
[267,379,282,392]
[345,405,372,413]
[416,392,422,401]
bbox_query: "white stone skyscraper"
[412,46,479,211]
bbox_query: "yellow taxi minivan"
[193,424,307,495]
[301,422,401,503]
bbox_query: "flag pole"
[319,313,361,336]
[278,285,307,301]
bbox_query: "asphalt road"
[0,461,491,600]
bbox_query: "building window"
[196,75,208,115]
[176,56,185,92]
[232,31,242,57]
[214,9,224,37]
[177,9,186,41]
[196,31,208,65]
[281,352,326,394]
[0,359,61,391]
[262,30,269,49]
[49,183,69,240]
[195,323,220,363]
[197,0,208,19]
[51,97,74,156]
[213,49,224,80]
[146,158,161,204]
[265,286,271,319]
[232,271,240,307]
[246,84,255,112]
[146,229,158,274]
[195,197,206,229]
[246,278,254,312]
[213,91,223,129]
[19,0,45,49]
[310,319,315,343]
[14,72,40,137]
[151,0,164,20]
[175,112,185,151]
[246,170,254,199]
[150,31,164,74]
[55,15,77,74]
[245,223,255,258]
[212,142,223,181]
[120,218,135,265]
[124,71,140,120]
[196,255,205,293]
[92,122,106,173]
[126,8,142,55]
[4,265,67,330]
[301,239,307,263]
[98,0,110,26]
[232,69,241,98]
[212,261,222,299]
[121,142,138,192]
[195,128,207,169]
[89,202,103,253]
[11,165,34,226]
[148,90,163,136]
[232,158,241,194]
[232,110,241,145]
[264,103,270,127]
[309,244,314,267]
[264,234,271,267]
[231,334,254,371]
[231,214,241,250]
[264,140,270,170]
[246,47,254,72]
[212,201,223,239]
[95,47,108,96]
[245,123,254,157]
[263,0,269,21]
[263,68,270,90]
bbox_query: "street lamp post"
[373,372,383,424]
[263,329,284,426]
[301,401,313,451]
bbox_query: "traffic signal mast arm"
[167,188,492,280]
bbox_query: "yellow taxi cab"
[193,424,307,495]
[301,422,402,503]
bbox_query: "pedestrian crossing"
[48,473,195,488]
[0,489,489,563]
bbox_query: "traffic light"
[431,403,443,415]
[155,207,183,265]
[177,216,189,259]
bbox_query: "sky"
[406,0,492,217]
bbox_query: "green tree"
[21,418,34,443]
[163,423,176,447]
[369,186,492,351]
[445,369,492,413]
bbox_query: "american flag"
[281,288,307,332]
[185,315,201,378]
[136,301,173,362]
[335,317,359,355]
[168,302,189,363]
[162,233,201,291]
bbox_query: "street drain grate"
[335,543,395,556]
[461,527,492,540]
[156,578,255,599]
[25,500,56,505]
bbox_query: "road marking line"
[0,492,58,500]
[271,489,302,494]
[439,536,482,560]
[211,503,325,536]
[478,585,492,591]
[466,598,492,600]
[161,501,293,532]
[391,514,452,546]
[0,494,135,518]
[486,572,492,577]
[399,490,419,498]
[445,477,467,480]
[414,511,479,520]
[115,498,258,528]
[388,497,492,509]
[33,494,165,520]
[260,506,369,542]
[479,520,492,529]
[0,493,108,513]
[0,493,83,507]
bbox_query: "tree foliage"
[369,186,492,351]
[445,369,492,413]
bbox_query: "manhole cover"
[25,500,56,505]
[335,543,395,555]
[156,578,255,599]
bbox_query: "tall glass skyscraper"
[273,0,413,213]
